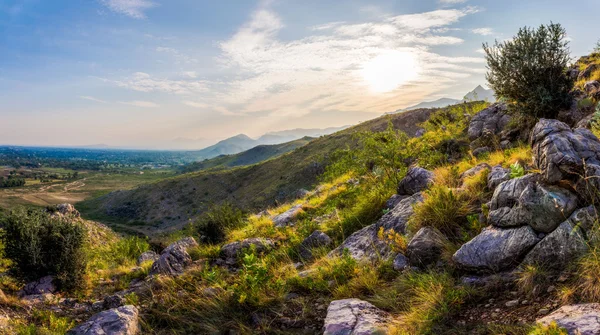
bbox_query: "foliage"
[529,322,568,335]
[195,203,246,243]
[107,236,150,265]
[574,247,600,302]
[510,162,525,179]
[516,264,550,297]
[483,23,573,118]
[1,207,87,290]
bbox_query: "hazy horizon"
[1,0,599,149]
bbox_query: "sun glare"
[360,50,420,93]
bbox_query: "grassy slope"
[180,137,314,173]
[78,108,434,234]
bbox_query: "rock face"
[406,227,446,267]
[584,81,600,94]
[531,119,600,185]
[579,63,600,81]
[67,305,139,335]
[522,220,587,270]
[137,251,159,265]
[150,237,198,276]
[487,165,510,190]
[453,226,540,272]
[298,231,332,260]
[220,238,274,264]
[329,194,422,262]
[487,174,578,233]
[20,276,56,296]
[537,303,600,335]
[468,103,512,154]
[397,167,434,196]
[272,204,304,227]
[323,299,390,335]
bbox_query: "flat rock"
[67,305,139,335]
[272,204,304,227]
[323,298,390,335]
[453,226,540,272]
[397,167,434,196]
[537,303,600,335]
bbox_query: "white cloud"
[156,47,198,64]
[472,27,493,36]
[475,48,486,54]
[80,96,107,103]
[439,0,468,4]
[100,0,156,19]
[113,72,208,94]
[181,71,197,78]
[120,100,159,108]
[182,101,209,108]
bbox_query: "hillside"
[77,108,436,234]
[180,137,314,173]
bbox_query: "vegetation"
[484,23,573,118]
[1,207,87,290]
[194,203,246,243]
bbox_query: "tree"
[483,23,573,118]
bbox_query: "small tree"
[483,23,573,118]
[195,202,246,243]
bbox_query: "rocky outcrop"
[579,63,599,81]
[323,299,390,335]
[522,220,587,270]
[537,303,600,335]
[468,103,512,154]
[137,251,159,265]
[20,275,56,296]
[584,81,600,95]
[406,227,446,268]
[67,305,139,335]
[150,237,198,276]
[298,231,332,260]
[329,194,422,262]
[487,165,510,190]
[272,204,304,228]
[56,203,81,218]
[384,194,404,210]
[220,238,274,265]
[453,226,540,272]
[397,167,434,196]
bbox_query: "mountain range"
[390,85,496,113]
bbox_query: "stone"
[220,238,274,264]
[460,163,491,180]
[522,216,589,270]
[150,237,198,276]
[298,230,332,260]
[20,275,56,296]
[406,227,447,267]
[392,254,409,271]
[56,203,81,217]
[397,167,434,196]
[453,226,540,272]
[67,305,139,335]
[487,165,510,190]
[505,300,519,307]
[567,206,598,232]
[579,63,600,81]
[472,147,491,157]
[461,272,518,287]
[323,299,390,335]
[384,194,405,210]
[468,103,511,142]
[415,128,426,137]
[537,303,600,335]
[329,194,422,262]
[103,294,125,310]
[272,204,304,227]
[137,251,159,265]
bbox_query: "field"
[0,166,176,211]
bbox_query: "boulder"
[567,67,580,80]
[397,167,434,196]
[392,254,409,271]
[329,194,422,262]
[531,119,600,184]
[415,128,426,137]
[56,203,81,217]
[460,163,491,180]
[487,165,510,190]
[150,237,198,276]
[522,220,587,270]
[20,275,56,296]
[323,299,390,335]
[298,231,332,260]
[384,194,404,210]
[272,204,304,227]
[453,226,540,272]
[567,206,598,232]
[584,81,600,95]
[220,238,274,264]
[137,251,159,265]
[103,294,125,310]
[579,63,600,81]
[537,303,600,335]
[406,227,447,267]
[472,147,491,157]
[468,103,511,142]
[67,305,139,335]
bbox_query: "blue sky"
[1,0,599,149]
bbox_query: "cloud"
[100,0,156,19]
[182,101,209,108]
[181,71,197,78]
[112,72,208,94]
[439,0,468,4]
[472,27,493,36]
[156,47,198,64]
[120,100,160,108]
[80,96,107,103]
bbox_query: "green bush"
[195,203,246,243]
[1,207,87,290]
[483,23,573,118]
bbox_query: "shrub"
[509,162,525,179]
[575,247,600,301]
[195,203,246,243]
[1,207,87,290]
[483,23,573,118]
[529,322,568,335]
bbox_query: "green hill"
[77,108,434,235]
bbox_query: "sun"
[360,50,420,93]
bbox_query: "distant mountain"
[193,134,258,159]
[390,85,496,114]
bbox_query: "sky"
[1,0,599,150]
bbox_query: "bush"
[483,23,573,118]
[195,203,246,243]
[1,207,87,290]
